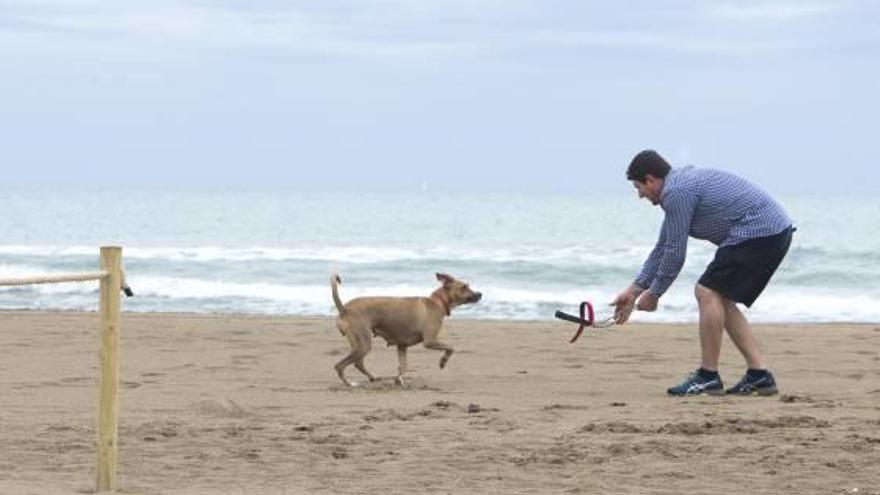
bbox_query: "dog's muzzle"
[469,292,482,303]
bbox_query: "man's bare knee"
[694,284,721,304]
[721,298,738,312]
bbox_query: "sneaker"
[667,369,725,396]
[726,370,778,396]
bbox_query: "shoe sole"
[667,388,726,397]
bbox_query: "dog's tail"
[330,271,346,316]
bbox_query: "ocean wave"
[4,243,875,281]
[2,274,878,323]
[0,244,668,266]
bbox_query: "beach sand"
[1,311,878,494]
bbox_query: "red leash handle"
[569,301,595,344]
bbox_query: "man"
[612,150,794,396]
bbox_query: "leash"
[554,300,616,343]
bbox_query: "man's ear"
[435,273,453,284]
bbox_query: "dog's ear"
[435,272,454,285]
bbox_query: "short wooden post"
[97,246,122,491]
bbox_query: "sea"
[0,189,877,323]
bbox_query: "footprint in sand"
[231,354,259,367]
[542,404,591,412]
[191,399,249,418]
[136,421,181,442]
[658,416,831,435]
[576,416,831,436]
[59,377,90,385]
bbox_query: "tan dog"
[331,272,482,387]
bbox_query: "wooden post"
[97,246,122,491]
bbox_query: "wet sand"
[1,311,878,494]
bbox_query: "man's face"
[632,175,663,205]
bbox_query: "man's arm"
[612,224,665,323]
[634,218,668,290]
[646,190,697,298]
[613,191,698,322]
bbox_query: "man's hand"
[636,291,659,312]
[610,284,642,324]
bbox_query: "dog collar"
[430,291,451,316]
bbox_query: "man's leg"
[666,283,727,396]
[695,283,725,371]
[723,300,777,395]
[722,299,766,370]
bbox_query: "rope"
[0,271,109,287]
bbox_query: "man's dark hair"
[626,149,671,183]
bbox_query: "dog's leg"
[395,345,408,386]
[423,340,454,369]
[335,324,372,387]
[353,357,376,383]
[334,352,358,386]
[337,350,375,386]
[352,333,376,383]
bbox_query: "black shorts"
[698,227,794,307]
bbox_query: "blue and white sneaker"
[726,370,778,396]
[667,369,725,396]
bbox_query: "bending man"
[612,150,794,396]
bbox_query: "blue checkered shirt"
[635,166,792,297]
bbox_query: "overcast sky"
[1,0,878,194]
